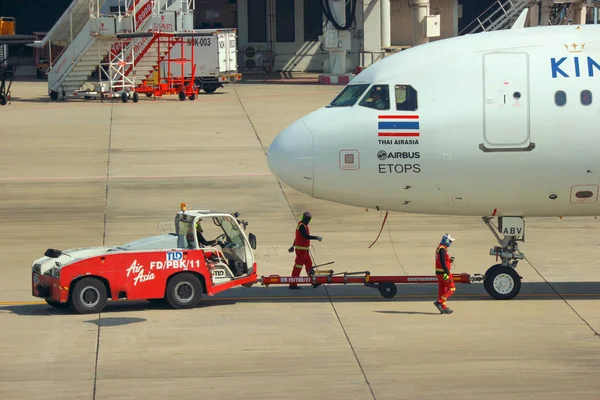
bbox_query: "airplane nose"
[267,118,314,196]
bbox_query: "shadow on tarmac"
[1,281,599,317]
[6,91,226,105]
[375,310,440,316]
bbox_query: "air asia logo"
[126,260,155,286]
[377,151,420,160]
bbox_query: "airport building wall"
[2,0,497,73]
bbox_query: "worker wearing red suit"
[288,211,322,289]
[434,234,456,314]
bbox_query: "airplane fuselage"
[268,24,600,218]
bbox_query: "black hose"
[320,0,358,30]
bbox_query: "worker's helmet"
[441,233,455,246]
[196,219,203,232]
[302,211,312,221]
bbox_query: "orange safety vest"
[435,244,451,275]
[294,221,310,250]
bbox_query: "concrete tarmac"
[1,81,599,400]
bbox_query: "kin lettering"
[551,56,600,78]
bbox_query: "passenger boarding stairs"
[40,0,190,100]
[459,0,538,35]
[41,0,134,99]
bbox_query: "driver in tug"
[196,219,222,247]
[195,219,246,278]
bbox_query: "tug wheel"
[165,272,203,309]
[378,282,397,299]
[484,265,521,300]
[71,277,108,314]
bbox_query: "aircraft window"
[555,91,566,107]
[359,85,390,110]
[581,90,592,106]
[395,85,418,111]
[329,84,370,107]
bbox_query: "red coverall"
[290,221,313,288]
[435,244,456,309]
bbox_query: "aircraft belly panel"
[481,52,533,152]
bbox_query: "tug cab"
[175,204,257,285]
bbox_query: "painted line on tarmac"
[0,173,272,183]
[2,292,600,306]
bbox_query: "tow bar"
[258,266,485,299]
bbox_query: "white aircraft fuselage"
[267,24,600,218]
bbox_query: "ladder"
[122,0,195,86]
[459,0,538,35]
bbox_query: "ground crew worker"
[288,211,322,289]
[434,234,456,314]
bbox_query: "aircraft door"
[481,52,534,152]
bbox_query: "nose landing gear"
[481,216,525,300]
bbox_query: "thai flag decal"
[378,115,419,137]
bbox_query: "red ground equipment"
[31,204,258,314]
[135,32,199,101]
[259,265,484,299]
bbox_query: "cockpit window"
[359,85,390,110]
[395,85,418,111]
[328,84,369,107]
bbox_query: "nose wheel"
[483,264,522,299]
[481,216,525,300]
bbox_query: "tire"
[178,90,186,101]
[165,273,203,309]
[49,90,58,101]
[45,299,70,309]
[132,92,139,103]
[145,93,153,98]
[121,93,128,103]
[203,85,217,94]
[484,265,521,300]
[71,277,108,314]
[189,93,196,101]
[378,282,398,299]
